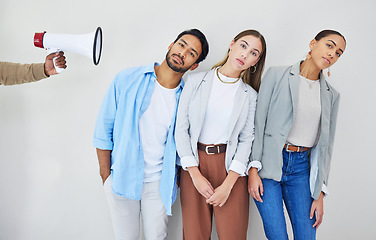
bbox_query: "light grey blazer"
[175,69,258,176]
[249,62,340,199]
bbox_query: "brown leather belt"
[198,143,227,155]
[284,143,310,152]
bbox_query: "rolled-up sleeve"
[93,78,119,150]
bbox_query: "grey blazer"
[175,69,258,176]
[249,62,340,199]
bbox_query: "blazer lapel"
[227,82,248,138]
[288,62,301,118]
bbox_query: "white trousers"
[104,176,168,240]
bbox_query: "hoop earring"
[251,65,256,73]
[327,67,331,77]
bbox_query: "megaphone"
[34,27,103,73]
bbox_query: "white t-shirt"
[198,70,241,144]
[140,79,179,182]
[286,75,321,147]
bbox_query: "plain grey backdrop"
[1,0,375,239]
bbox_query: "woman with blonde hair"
[175,29,266,239]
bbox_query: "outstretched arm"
[0,52,66,85]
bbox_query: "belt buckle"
[285,143,293,152]
[205,145,219,155]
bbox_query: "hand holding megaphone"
[34,27,103,73]
[46,50,66,74]
[45,51,67,75]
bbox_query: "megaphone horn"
[34,27,103,72]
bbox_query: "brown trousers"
[180,149,249,240]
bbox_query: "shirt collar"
[139,62,159,77]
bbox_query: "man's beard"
[165,50,191,73]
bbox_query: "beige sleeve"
[0,62,48,86]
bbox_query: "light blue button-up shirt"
[93,63,184,215]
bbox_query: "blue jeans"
[255,148,316,240]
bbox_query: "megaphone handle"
[48,48,64,73]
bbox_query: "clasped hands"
[188,167,236,208]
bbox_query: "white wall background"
[1,0,375,239]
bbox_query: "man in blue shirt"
[93,29,209,240]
